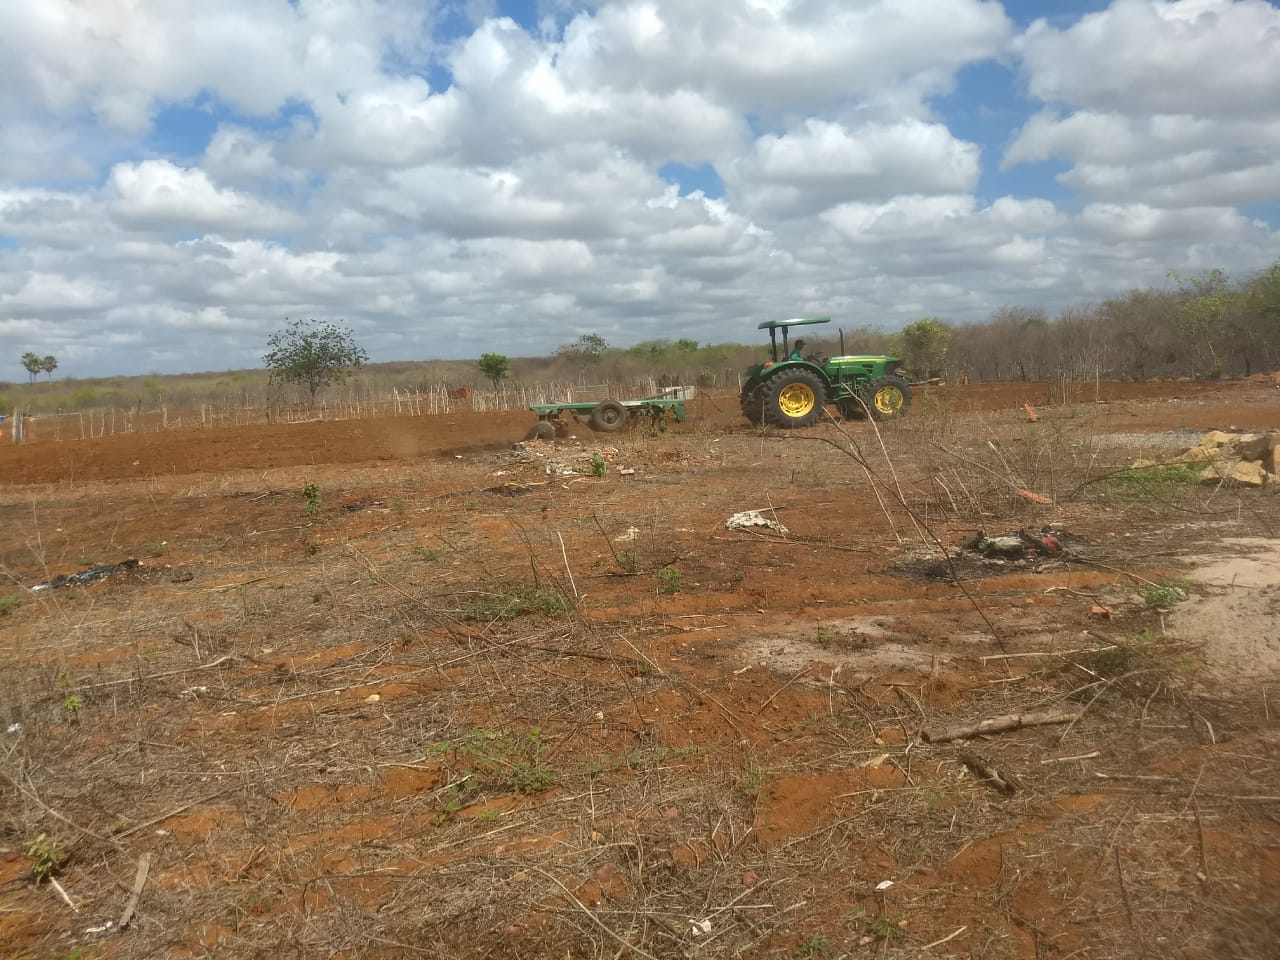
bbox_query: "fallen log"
[921,710,1080,744]
[956,749,1021,795]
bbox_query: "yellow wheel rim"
[778,382,816,417]
[874,386,904,415]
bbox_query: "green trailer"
[524,387,692,440]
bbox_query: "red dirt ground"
[3,378,1276,484]
[1,378,1278,960]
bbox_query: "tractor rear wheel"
[862,376,911,421]
[588,399,628,432]
[762,369,826,428]
[524,420,555,441]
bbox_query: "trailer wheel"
[524,421,556,441]
[588,400,627,433]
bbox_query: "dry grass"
[2,399,1278,960]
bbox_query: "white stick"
[923,925,967,950]
[1040,751,1101,765]
[557,532,578,600]
[49,877,78,912]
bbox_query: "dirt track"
[3,378,1277,484]
[1,379,1279,960]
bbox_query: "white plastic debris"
[5,723,21,734]
[180,686,210,699]
[725,510,789,535]
[875,880,895,892]
[690,918,712,936]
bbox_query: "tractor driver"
[789,338,806,361]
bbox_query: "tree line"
[901,260,1280,383]
[14,259,1280,408]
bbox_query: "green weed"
[430,728,557,795]
[302,481,322,516]
[1096,464,1198,501]
[459,583,570,621]
[25,834,67,885]
[412,546,443,562]
[740,762,766,799]
[1138,578,1190,608]
[655,565,685,595]
[63,694,85,715]
[863,916,904,940]
[793,934,833,957]
[1076,629,1196,699]
[0,595,20,616]
[590,452,607,476]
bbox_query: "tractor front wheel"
[862,376,911,421]
[762,370,826,428]
[740,387,763,425]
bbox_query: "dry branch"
[112,790,227,840]
[71,654,234,692]
[956,749,1021,795]
[921,710,1080,743]
[117,852,152,929]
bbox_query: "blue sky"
[1,0,1278,377]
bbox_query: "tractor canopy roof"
[757,317,832,330]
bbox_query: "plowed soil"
[2,378,1278,960]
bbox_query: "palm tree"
[20,352,41,384]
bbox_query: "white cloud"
[555,0,1013,115]
[106,161,297,233]
[1006,0,1280,207]
[1016,0,1280,118]
[728,118,981,218]
[1,0,1278,377]
[0,0,437,132]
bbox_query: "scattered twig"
[113,790,227,840]
[69,655,234,692]
[956,749,1021,796]
[117,852,152,929]
[923,925,968,950]
[0,769,116,846]
[922,711,1080,743]
[1114,846,1145,957]
[557,532,579,600]
[1040,751,1101,765]
[756,666,810,715]
[1193,800,1209,882]
[530,866,660,960]
[980,646,1115,663]
[49,877,78,912]
[591,513,634,575]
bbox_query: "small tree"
[477,353,510,390]
[263,318,368,400]
[557,333,608,367]
[21,352,41,384]
[900,318,951,380]
[40,355,58,380]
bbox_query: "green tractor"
[740,317,911,428]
